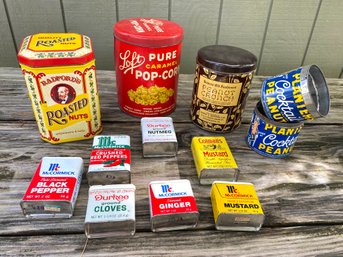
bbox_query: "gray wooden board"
[117,0,169,20]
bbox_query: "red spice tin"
[114,18,183,117]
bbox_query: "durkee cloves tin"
[190,45,257,132]
[261,65,330,122]
[17,33,102,144]
[211,181,264,231]
[114,18,183,117]
[87,135,131,185]
[148,180,199,232]
[246,101,303,158]
[85,184,136,238]
[21,157,83,218]
[141,117,177,157]
[191,136,239,184]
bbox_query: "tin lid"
[114,18,183,47]
[197,45,257,74]
[17,33,95,67]
[89,184,136,191]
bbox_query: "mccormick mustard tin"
[85,184,136,238]
[20,157,83,218]
[211,181,264,231]
[141,117,177,157]
[148,180,199,232]
[191,136,239,184]
[87,135,131,185]
[17,33,102,144]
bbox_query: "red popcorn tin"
[114,18,183,117]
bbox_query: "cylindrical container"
[246,101,304,158]
[261,65,330,123]
[114,18,183,117]
[190,45,257,132]
[17,33,102,144]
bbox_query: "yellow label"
[28,33,82,51]
[199,108,227,125]
[197,75,242,106]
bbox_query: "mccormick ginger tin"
[191,136,239,184]
[141,117,178,157]
[20,157,83,218]
[211,181,264,231]
[85,184,136,238]
[114,18,183,117]
[148,179,199,232]
[87,135,131,185]
[17,33,102,144]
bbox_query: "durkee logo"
[161,185,173,193]
[227,185,237,194]
[48,163,60,172]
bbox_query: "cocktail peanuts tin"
[114,18,183,117]
[141,117,177,157]
[85,184,136,238]
[87,135,131,185]
[148,180,199,232]
[211,181,264,231]
[17,33,102,144]
[191,136,239,184]
[190,45,257,132]
[261,65,330,122]
[246,102,303,158]
[20,157,83,218]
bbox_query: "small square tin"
[141,117,178,157]
[211,181,264,231]
[87,135,131,185]
[20,157,83,219]
[191,136,239,184]
[148,179,199,232]
[85,184,136,238]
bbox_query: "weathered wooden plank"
[117,0,169,20]
[62,0,117,70]
[258,0,319,76]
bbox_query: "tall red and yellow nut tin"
[114,18,183,117]
[18,33,102,144]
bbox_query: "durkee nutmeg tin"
[190,45,257,132]
[18,33,102,144]
[114,18,183,117]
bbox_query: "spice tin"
[20,157,83,218]
[211,181,264,231]
[85,184,136,238]
[114,18,183,117]
[190,45,257,132]
[141,117,177,157]
[17,33,102,144]
[261,65,330,122]
[246,102,304,158]
[87,135,131,185]
[148,180,199,232]
[191,136,239,184]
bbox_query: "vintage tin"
[261,65,330,122]
[148,180,199,232]
[190,45,257,132]
[20,157,83,218]
[141,117,177,157]
[191,136,239,184]
[211,181,264,231]
[85,184,136,238]
[87,135,131,185]
[17,33,102,144]
[246,101,304,158]
[114,18,183,117]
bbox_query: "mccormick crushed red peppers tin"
[20,157,83,218]
[17,33,102,144]
[148,179,199,232]
[114,18,183,117]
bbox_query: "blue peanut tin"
[246,102,304,158]
[261,65,329,123]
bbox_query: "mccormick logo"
[158,184,186,197]
[41,163,76,176]
[49,163,60,171]
[227,185,237,194]
[225,185,252,198]
[161,184,173,193]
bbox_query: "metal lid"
[197,45,257,73]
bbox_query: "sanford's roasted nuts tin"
[20,157,83,218]
[17,33,102,144]
[85,184,136,238]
